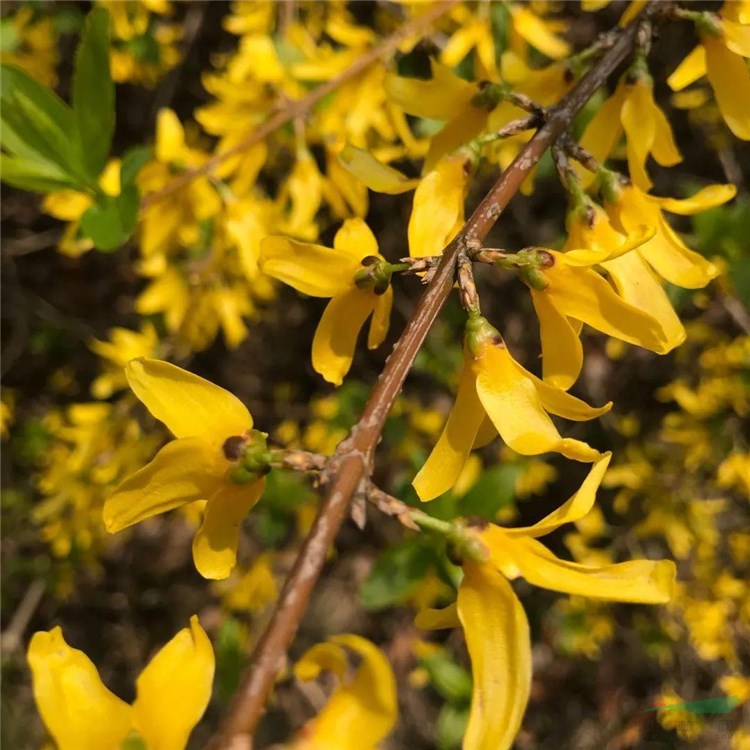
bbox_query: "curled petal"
[126,358,252,442]
[337,145,418,194]
[260,236,361,297]
[667,45,707,91]
[104,438,221,533]
[413,359,485,501]
[294,635,397,750]
[192,479,266,580]
[507,452,612,538]
[28,628,132,750]
[510,6,570,59]
[458,563,531,750]
[312,289,376,386]
[408,155,467,258]
[385,60,476,120]
[704,36,750,140]
[295,643,348,681]
[133,616,215,750]
[368,285,392,350]
[621,79,656,190]
[723,19,750,57]
[647,183,736,215]
[531,290,583,390]
[414,602,460,630]
[490,530,676,603]
[578,82,625,185]
[561,225,655,267]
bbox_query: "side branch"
[141,1,457,210]
[205,8,652,749]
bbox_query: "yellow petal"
[260,236,361,297]
[474,344,600,462]
[423,106,488,174]
[413,359,486,501]
[561,225,655,267]
[337,145,418,194]
[385,60,476,120]
[125,358,252,442]
[104,438,221,533]
[667,44,707,91]
[133,616,215,750]
[723,19,750,57]
[408,155,467,258]
[647,183,737,215]
[367,285,392,350]
[506,452,612,538]
[544,259,670,353]
[295,635,397,750]
[414,602,460,630]
[578,82,625,184]
[295,643,348,681]
[650,96,683,167]
[621,79,656,191]
[458,563,531,750]
[603,252,686,350]
[531,289,583,390]
[333,217,379,260]
[192,479,265,579]
[28,628,132,750]
[312,288,376,386]
[155,108,186,163]
[510,6,571,59]
[487,528,676,603]
[704,35,750,140]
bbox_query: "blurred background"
[1,1,748,748]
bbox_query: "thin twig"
[141,1,458,210]
[204,7,652,748]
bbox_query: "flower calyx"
[354,256,405,295]
[223,429,273,484]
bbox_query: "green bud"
[520,265,550,291]
[465,315,503,357]
[354,257,392,292]
[470,81,509,110]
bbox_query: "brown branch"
[140,1,458,211]
[205,8,653,749]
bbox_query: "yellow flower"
[292,634,397,750]
[667,6,750,140]
[417,454,675,750]
[260,219,393,386]
[104,358,267,579]
[526,225,671,389]
[603,178,734,293]
[27,615,214,750]
[579,75,682,191]
[413,317,610,502]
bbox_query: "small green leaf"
[0,153,78,193]
[422,653,473,704]
[80,184,139,251]
[72,8,115,177]
[437,703,470,750]
[360,538,435,610]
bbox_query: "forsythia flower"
[413,316,610,501]
[28,616,214,750]
[104,358,267,579]
[579,74,682,191]
[417,454,676,750]
[528,225,671,389]
[260,219,393,386]
[667,5,750,140]
[292,635,397,750]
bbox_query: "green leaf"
[359,538,435,610]
[0,64,74,134]
[72,8,115,177]
[456,463,521,520]
[80,184,139,251]
[422,653,473,704]
[2,88,88,185]
[0,153,78,193]
[120,146,152,186]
